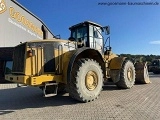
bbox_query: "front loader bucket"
[135,62,151,84]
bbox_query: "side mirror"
[104,26,110,35]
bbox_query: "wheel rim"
[127,67,133,81]
[85,71,98,91]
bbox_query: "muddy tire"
[68,59,103,102]
[116,60,135,89]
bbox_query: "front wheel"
[68,59,103,102]
[116,60,135,89]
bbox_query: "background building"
[0,0,55,82]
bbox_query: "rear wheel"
[68,59,103,102]
[135,62,151,84]
[116,60,135,89]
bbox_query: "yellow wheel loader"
[5,21,150,102]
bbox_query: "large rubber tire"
[135,62,151,84]
[68,59,103,102]
[116,60,135,89]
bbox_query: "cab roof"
[69,21,102,30]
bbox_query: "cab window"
[71,27,87,40]
[5,61,13,74]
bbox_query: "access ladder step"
[43,83,58,97]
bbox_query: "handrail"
[57,44,63,74]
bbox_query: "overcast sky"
[17,0,160,55]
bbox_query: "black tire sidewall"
[76,60,103,100]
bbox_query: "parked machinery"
[5,21,150,102]
[149,59,160,74]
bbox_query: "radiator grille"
[12,43,26,73]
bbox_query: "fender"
[67,47,105,84]
[109,57,126,70]
[109,57,127,83]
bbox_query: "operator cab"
[69,21,106,53]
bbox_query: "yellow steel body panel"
[27,39,70,43]
[5,46,75,86]
[5,74,62,86]
[109,57,126,70]
[54,49,63,74]
[104,52,118,62]
[62,51,75,84]
[25,47,35,75]
[5,74,30,85]
[5,40,81,86]
[30,75,62,86]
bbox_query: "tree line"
[119,54,160,64]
